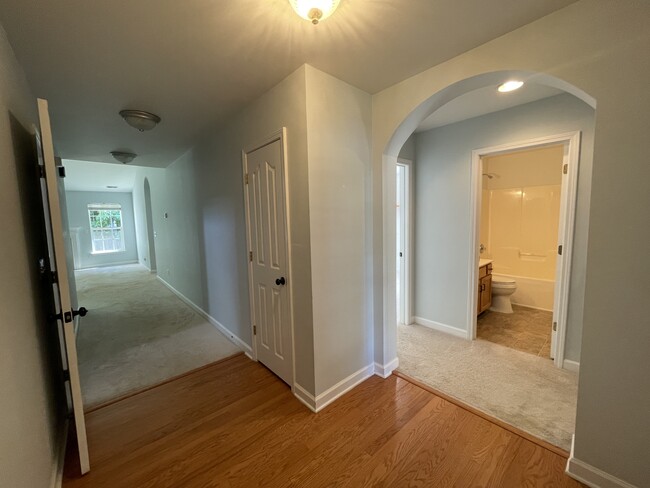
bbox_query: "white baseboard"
[563,359,580,373]
[414,317,466,338]
[374,357,399,378]
[566,435,638,488]
[293,363,375,413]
[50,419,69,488]
[157,276,252,355]
[75,259,139,271]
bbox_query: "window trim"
[87,203,126,255]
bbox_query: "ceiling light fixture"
[497,80,524,93]
[119,109,161,131]
[110,151,137,164]
[289,0,340,24]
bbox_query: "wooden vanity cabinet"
[478,263,492,314]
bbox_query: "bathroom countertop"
[479,258,493,267]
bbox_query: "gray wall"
[305,66,373,395]
[413,93,595,362]
[65,191,139,269]
[0,25,63,488]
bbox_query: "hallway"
[75,265,240,408]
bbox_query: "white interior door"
[244,133,293,385]
[37,98,90,474]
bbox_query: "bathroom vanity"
[478,259,493,314]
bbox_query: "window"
[88,204,125,254]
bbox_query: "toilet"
[490,275,517,313]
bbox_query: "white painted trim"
[293,383,317,411]
[414,317,467,338]
[156,276,252,355]
[396,158,414,326]
[241,128,296,389]
[566,436,638,488]
[294,364,375,413]
[562,359,580,373]
[469,131,582,372]
[374,357,399,378]
[50,419,69,488]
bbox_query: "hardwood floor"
[63,353,584,487]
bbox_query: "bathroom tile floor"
[478,304,552,358]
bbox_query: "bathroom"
[477,144,564,359]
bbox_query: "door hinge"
[553,321,558,331]
[253,325,257,335]
[558,245,563,255]
[245,173,249,185]
[51,270,58,283]
[58,166,66,178]
[38,165,45,179]
[563,164,568,174]
[249,251,253,262]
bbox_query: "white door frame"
[468,131,581,369]
[241,128,296,388]
[396,158,414,325]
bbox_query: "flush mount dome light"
[110,151,137,164]
[119,109,161,131]
[497,80,524,93]
[289,0,340,24]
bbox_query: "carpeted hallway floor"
[75,264,240,408]
[397,323,578,450]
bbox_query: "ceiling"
[0,0,576,167]
[417,83,564,132]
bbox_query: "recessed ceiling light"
[106,185,118,189]
[497,80,524,93]
[110,151,137,164]
[289,0,340,24]
[119,109,161,131]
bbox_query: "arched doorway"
[379,70,597,373]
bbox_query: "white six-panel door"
[243,131,293,385]
[37,98,90,474]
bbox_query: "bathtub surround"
[75,264,240,407]
[398,322,577,450]
[413,94,595,363]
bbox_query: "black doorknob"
[275,277,286,286]
[72,307,88,318]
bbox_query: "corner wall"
[0,24,64,488]
[304,66,373,396]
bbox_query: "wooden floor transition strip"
[393,369,570,458]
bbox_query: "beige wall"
[372,1,650,485]
[482,145,563,280]
[0,25,64,488]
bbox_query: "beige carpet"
[75,264,240,408]
[398,323,578,450]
